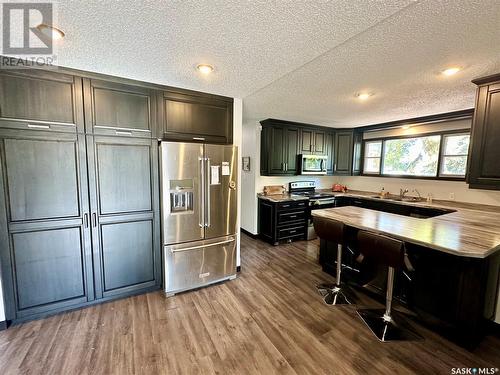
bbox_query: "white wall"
[233,98,243,267]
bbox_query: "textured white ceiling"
[244,0,500,127]
[50,0,413,95]
[15,0,500,128]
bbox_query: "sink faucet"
[400,188,409,199]
[412,189,422,200]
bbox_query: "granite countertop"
[312,203,500,259]
[257,193,309,203]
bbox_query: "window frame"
[438,132,470,178]
[361,129,470,181]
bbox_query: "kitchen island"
[312,201,500,349]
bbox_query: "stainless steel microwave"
[300,154,328,175]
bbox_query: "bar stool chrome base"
[357,309,423,342]
[316,284,357,305]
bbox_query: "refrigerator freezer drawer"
[164,235,236,296]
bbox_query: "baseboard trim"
[486,319,500,337]
[240,228,258,239]
[0,320,7,331]
[236,266,241,273]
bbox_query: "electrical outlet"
[449,192,455,200]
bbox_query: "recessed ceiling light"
[356,92,373,100]
[442,67,461,76]
[36,24,65,40]
[402,125,411,130]
[196,64,214,74]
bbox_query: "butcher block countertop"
[312,204,500,259]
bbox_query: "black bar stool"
[356,230,422,342]
[313,217,356,305]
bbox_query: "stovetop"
[288,181,336,200]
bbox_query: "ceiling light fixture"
[36,24,65,40]
[356,92,373,100]
[441,67,461,76]
[402,125,411,130]
[196,64,214,74]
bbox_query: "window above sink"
[362,130,470,180]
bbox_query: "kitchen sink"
[370,195,424,203]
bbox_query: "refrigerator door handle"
[199,156,205,228]
[169,238,235,253]
[206,157,211,227]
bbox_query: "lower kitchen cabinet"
[0,130,161,322]
[258,198,308,245]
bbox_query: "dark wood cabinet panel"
[4,137,80,221]
[268,126,286,174]
[258,198,307,245]
[284,127,299,174]
[12,227,86,310]
[95,142,152,214]
[0,130,93,320]
[83,79,155,137]
[300,129,313,154]
[260,121,299,175]
[468,75,500,189]
[313,130,326,155]
[161,91,233,144]
[352,131,363,176]
[87,135,161,299]
[101,220,155,292]
[325,132,335,175]
[300,128,326,155]
[334,131,354,175]
[0,70,84,133]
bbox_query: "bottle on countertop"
[427,193,433,203]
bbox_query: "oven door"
[307,198,337,239]
[300,155,327,175]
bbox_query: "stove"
[289,181,337,240]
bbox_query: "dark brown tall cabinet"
[0,69,161,322]
[467,73,500,189]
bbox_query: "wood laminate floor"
[0,234,498,374]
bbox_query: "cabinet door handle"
[84,213,89,228]
[27,124,50,130]
[115,130,132,136]
[193,137,205,141]
[92,213,97,227]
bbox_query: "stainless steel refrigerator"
[160,142,238,296]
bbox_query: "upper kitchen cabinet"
[325,131,336,175]
[300,128,326,155]
[0,69,84,133]
[334,131,353,175]
[83,79,156,138]
[351,131,363,175]
[467,74,500,190]
[260,120,299,175]
[160,90,233,144]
